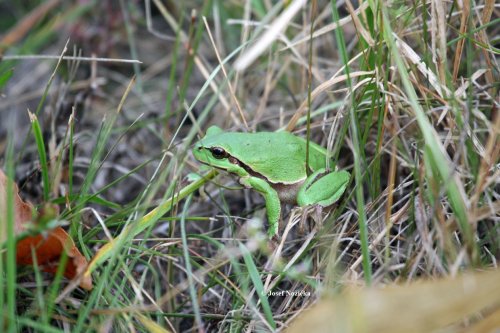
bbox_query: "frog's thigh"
[297,169,350,207]
[241,176,281,236]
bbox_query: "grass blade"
[28,111,50,201]
[239,243,276,330]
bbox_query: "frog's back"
[212,131,327,184]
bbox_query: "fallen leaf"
[0,169,33,241]
[15,226,93,290]
[0,169,92,290]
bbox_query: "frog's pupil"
[210,147,227,159]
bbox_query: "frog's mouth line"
[198,152,303,187]
[196,150,270,182]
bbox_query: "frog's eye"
[210,147,228,159]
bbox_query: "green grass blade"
[28,111,50,201]
[331,0,372,284]
[0,68,13,89]
[84,170,217,276]
[239,243,276,330]
[180,195,204,331]
[3,133,18,332]
[379,6,478,262]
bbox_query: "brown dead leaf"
[0,169,92,290]
[16,226,92,290]
[0,169,33,241]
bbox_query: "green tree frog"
[193,126,350,236]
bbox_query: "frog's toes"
[298,205,324,234]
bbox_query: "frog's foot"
[297,208,309,235]
[298,206,325,235]
[312,205,325,230]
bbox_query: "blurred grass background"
[0,0,498,332]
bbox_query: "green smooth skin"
[193,126,350,236]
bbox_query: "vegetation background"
[0,0,498,332]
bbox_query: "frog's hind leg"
[297,170,350,207]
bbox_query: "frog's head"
[193,126,238,171]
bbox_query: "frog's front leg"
[240,176,281,236]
